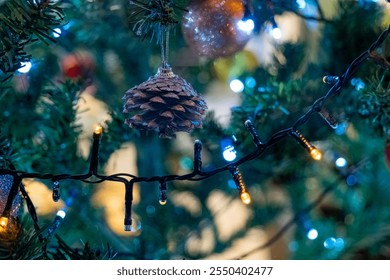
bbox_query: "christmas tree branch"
[0,0,63,81]
[128,0,186,40]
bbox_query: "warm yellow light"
[93,125,103,140]
[240,191,251,205]
[0,216,9,230]
[94,125,103,135]
[159,200,167,206]
[310,148,322,161]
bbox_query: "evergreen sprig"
[0,217,116,260]
[47,235,117,260]
[0,0,63,81]
[128,0,187,40]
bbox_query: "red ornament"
[61,51,94,79]
[386,138,390,168]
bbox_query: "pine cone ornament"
[123,66,207,138]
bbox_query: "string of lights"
[0,27,389,256]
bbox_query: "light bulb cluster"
[223,119,263,205]
[229,166,251,205]
[323,237,345,250]
[291,130,322,161]
[0,26,387,246]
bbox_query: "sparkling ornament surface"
[123,66,207,138]
[182,0,252,58]
[0,174,21,218]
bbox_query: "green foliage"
[0,0,63,81]
[0,78,83,173]
[353,71,390,135]
[321,0,384,74]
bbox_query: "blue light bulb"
[324,237,336,249]
[53,28,62,38]
[223,146,237,162]
[230,79,245,93]
[335,157,347,168]
[307,228,319,240]
[56,209,66,219]
[17,61,32,74]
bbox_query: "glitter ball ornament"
[123,66,207,138]
[182,0,252,58]
[0,174,21,218]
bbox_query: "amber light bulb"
[240,191,251,205]
[94,125,103,134]
[310,147,322,161]
[93,125,103,139]
[0,216,9,231]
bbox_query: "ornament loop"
[156,66,175,78]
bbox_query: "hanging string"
[160,25,170,68]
